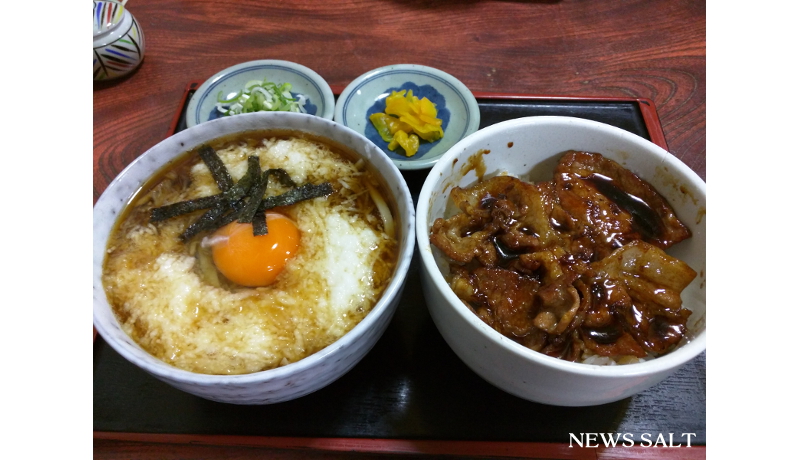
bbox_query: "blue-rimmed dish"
[186,60,335,128]
[334,64,480,170]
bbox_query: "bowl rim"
[93,0,128,38]
[185,60,335,128]
[415,115,706,377]
[334,63,481,171]
[94,111,416,385]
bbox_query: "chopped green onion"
[216,79,307,116]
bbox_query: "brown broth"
[112,129,399,247]
[102,130,401,374]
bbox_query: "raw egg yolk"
[210,213,300,287]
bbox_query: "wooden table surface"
[93,0,705,458]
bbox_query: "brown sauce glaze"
[430,151,697,364]
[586,173,665,243]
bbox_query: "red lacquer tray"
[94,84,705,459]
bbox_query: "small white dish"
[93,0,145,80]
[186,60,335,128]
[335,64,480,170]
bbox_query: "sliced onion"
[215,80,307,116]
[367,184,395,237]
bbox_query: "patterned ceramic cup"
[93,0,145,80]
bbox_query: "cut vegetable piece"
[368,89,444,154]
[369,113,395,143]
[367,183,394,236]
[216,80,306,116]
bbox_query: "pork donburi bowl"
[416,116,706,406]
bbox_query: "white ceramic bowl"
[335,64,480,171]
[93,0,145,80]
[416,116,706,407]
[186,60,335,128]
[94,112,415,404]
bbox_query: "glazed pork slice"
[430,151,697,364]
[449,264,580,360]
[554,151,691,260]
[581,240,697,355]
[430,175,571,266]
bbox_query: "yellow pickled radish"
[370,89,444,156]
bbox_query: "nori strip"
[180,202,228,241]
[198,145,234,192]
[155,148,334,242]
[258,182,334,211]
[180,200,248,242]
[149,194,223,222]
[265,168,297,188]
[215,204,244,229]
[252,209,268,236]
[238,169,269,224]
[222,156,260,203]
